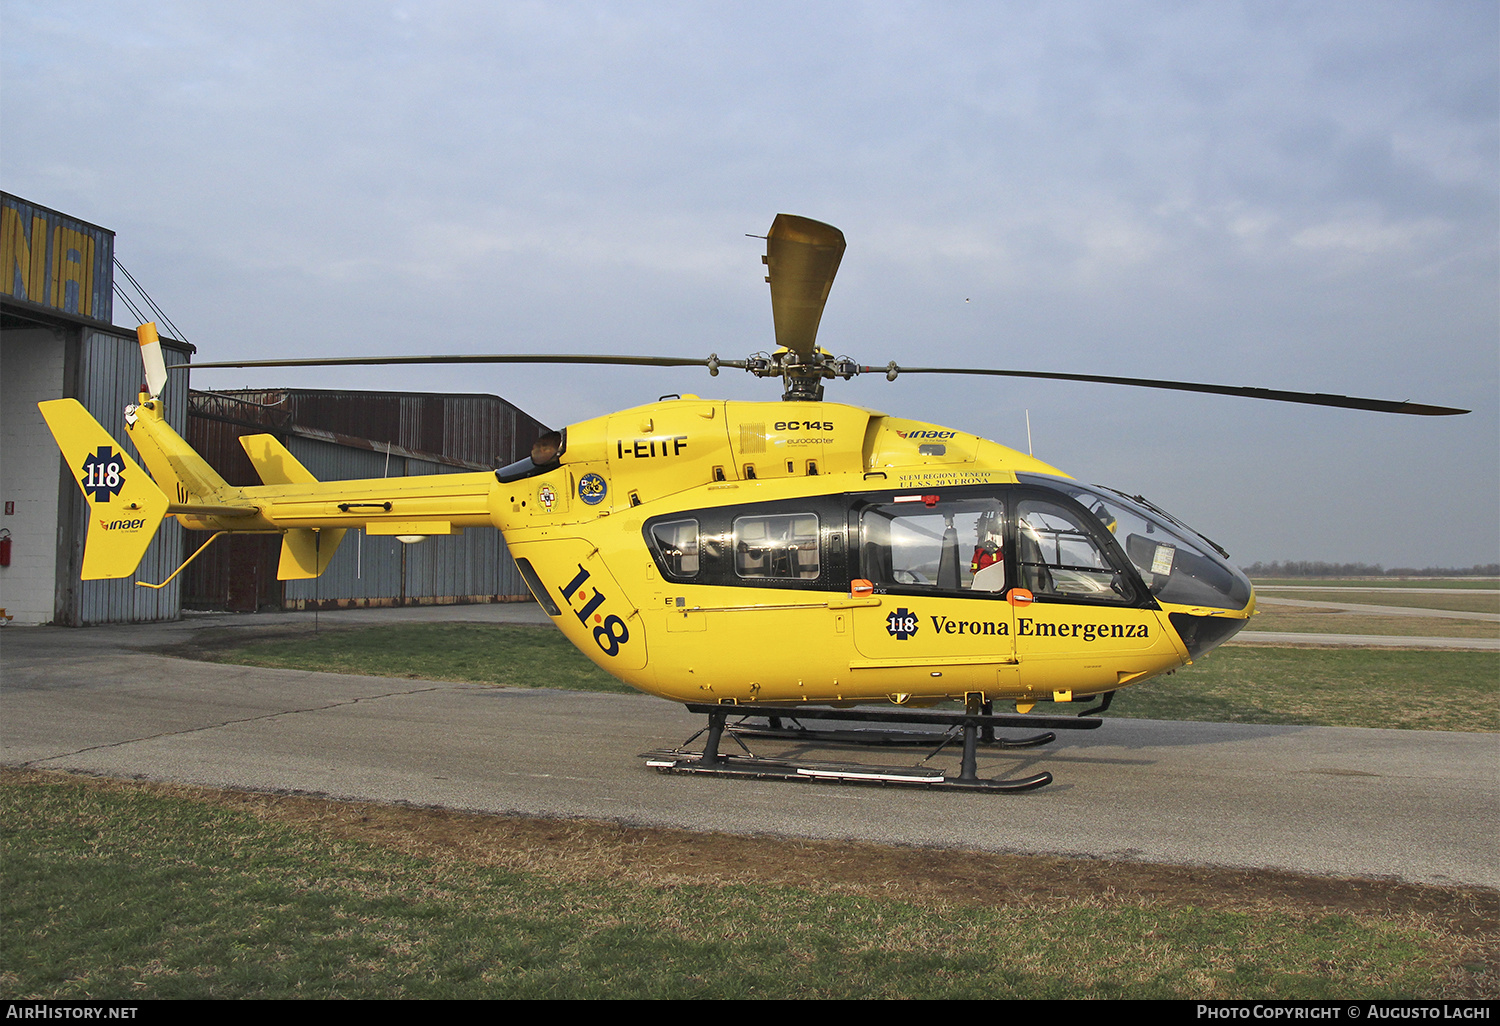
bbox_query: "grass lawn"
[1255,591,1499,614]
[178,622,639,694]
[1251,578,1499,590]
[1046,647,1498,732]
[4,770,1492,1000]
[1243,607,1498,639]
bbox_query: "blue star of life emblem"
[80,446,126,503]
[885,607,919,640]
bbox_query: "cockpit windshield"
[1018,474,1253,611]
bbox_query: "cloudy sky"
[4,1,1495,568]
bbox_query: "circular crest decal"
[578,473,607,505]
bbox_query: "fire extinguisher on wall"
[0,529,10,568]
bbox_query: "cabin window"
[649,519,700,578]
[1014,498,1133,603]
[733,513,820,580]
[859,499,1006,593]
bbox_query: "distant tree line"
[1240,561,1500,578]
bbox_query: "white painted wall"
[0,328,66,624]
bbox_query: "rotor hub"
[743,348,859,401]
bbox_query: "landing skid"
[642,701,1105,794]
[646,749,1054,793]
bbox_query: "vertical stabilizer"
[240,434,319,485]
[239,435,347,577]
[38,400,170,579]
[279,528,346,579]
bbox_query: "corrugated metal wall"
[183,389,543,610]
[68,329,188,624]
[187,388,541,470]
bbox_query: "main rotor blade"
[170,352,1467,416]
[874,365,1469,416]
[765,214,846,356]
[174,354,748,371]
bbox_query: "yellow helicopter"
[39,215,1467,792]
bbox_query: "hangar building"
[0,192,196,625]
[1,191,546,624]
[182,387,545,612]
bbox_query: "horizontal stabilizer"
[166,501,259,518]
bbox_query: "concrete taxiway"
[2,604,1495,889]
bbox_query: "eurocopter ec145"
[40,215,1467,792]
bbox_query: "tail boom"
[41,398,503,583]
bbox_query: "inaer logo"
[80,446,126,503]
[99,518,148,531]
[896,430,956,440]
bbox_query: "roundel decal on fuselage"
[578,473,607,505]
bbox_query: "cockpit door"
[850,494,1018,696]
[1007,490,1186,697]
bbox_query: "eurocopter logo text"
[896,430,956,440]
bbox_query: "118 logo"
[558,564,631,656]
[80,446,125,503]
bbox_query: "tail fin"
[240,433,319,485]
[39,400,170,580]
[240,434,346,579]
[277,527,345,579]
[123,395,231,505]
